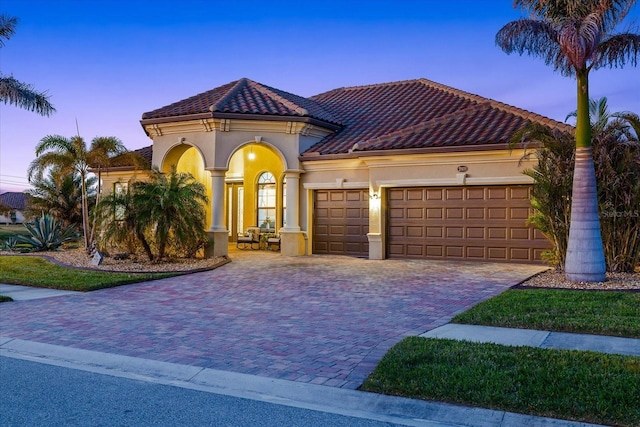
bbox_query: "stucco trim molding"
[375,175,533,188]
[303,181,369,190]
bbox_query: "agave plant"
[16,213,79,252]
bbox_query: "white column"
[283,171,300,231]
[208,169,227,232]
[205,168,229,257]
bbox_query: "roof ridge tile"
[210,77,249,112]
[248,79,309,116]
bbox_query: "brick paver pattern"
[0,249,546,389]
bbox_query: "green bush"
[513,100,640,272]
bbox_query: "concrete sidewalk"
[421,323,640,356]
[0,337,602,427]
[0,284,79,301]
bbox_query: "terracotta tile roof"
[0,192,27,210]
[132,145,153,166]
[303,78,572,156]
[142,78,338,125]
[97,146,153,169]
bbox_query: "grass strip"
[452,288,640,338]
[361,337,640,426]
[0,256,176,292]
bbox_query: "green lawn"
[361,337,640,426]
[364,287,640,425]
[0,256,177,292]
[452,288,640,338]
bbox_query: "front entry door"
[227,183,244,242]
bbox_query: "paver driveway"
[0,250,546,389]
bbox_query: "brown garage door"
[313,189,369,257]
[387,186,550,263]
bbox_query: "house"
[101,77,570,263]
[0,191,27,224]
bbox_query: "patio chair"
[237,226,261,250]
[266,235,281,251]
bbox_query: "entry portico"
[139,78,340,257]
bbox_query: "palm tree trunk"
[564,70,606,282]
[80,171,90,249]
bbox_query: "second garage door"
[313,189,369,257]
[387,186,550,263]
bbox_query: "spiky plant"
[16,213,79,252]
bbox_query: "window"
[114,182,128,221]
[257,172,276,231]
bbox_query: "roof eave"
[140,112,342,133]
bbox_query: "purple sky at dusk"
[1,0,638,192]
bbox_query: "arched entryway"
[226,143,285,243]
[161,143,212,230]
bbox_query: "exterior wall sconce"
[248,146,255,160]
[370,192,380,200]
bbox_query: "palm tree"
[27,135,129,248]
[132,167,208,261]
[496,0,640,282]
[25,168,94,228]
[94,184,151,257]
[0,14,55,116]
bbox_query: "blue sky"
[1,0,638,192]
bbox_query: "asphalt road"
[0,357,398,427]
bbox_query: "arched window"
[257,172,276,231]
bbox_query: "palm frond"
[592,32,640,69]
[0,14,18,46]
[515,0,636,31]
[0,76,56,116]
[496,19,575,75]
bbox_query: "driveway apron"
[0,250,546,389]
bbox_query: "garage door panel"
[510,187,529,199]
[426,246,443,257]
[427,189,443,200]
[407,208,424,219]
[446,227,463,238]
[488,228,507,239]
[446,246,464,257]
[488,188,507,200]
[446,208,463,219]
[407,189,424,200]
[466,247,485,258]
[387,185,551,263]
[488,247,507,260]
[427,208,443,219]
[467,208,485,219]
[511,228,530,240]
[488,208,506,219]
[330,192,345,202]
[446,188,463,200]
[467,188,485,199]
[511,248,531,261]
[467,227,484,239]
[427,227,442,238]
[314,189,369,257]
[407,226,424,237]
[510,207,530,220]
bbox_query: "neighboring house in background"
[0,192,27,224]
[102,77,570,263]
